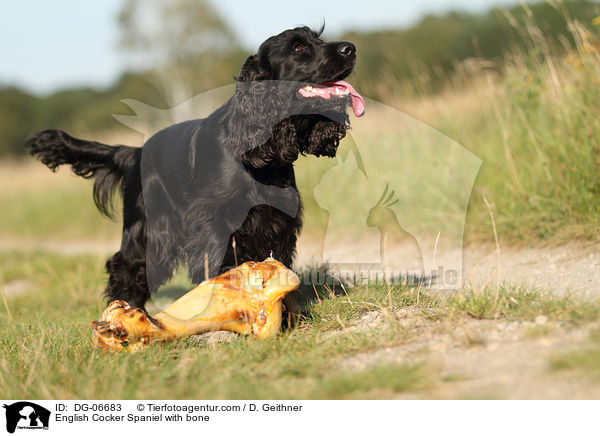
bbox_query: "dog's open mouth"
[298,80,365,117]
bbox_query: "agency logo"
[114,81,481,315]
[2,402,50,434]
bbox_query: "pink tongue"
[325,80,365,117]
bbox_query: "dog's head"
[235,26,364,165]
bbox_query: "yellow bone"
[91,258,299,352]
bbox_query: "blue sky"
[1,0,518,95]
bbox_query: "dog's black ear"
[232,49,285,158]
[236,54,272,81]
[241,118,299,168]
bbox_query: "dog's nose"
[337,42,355,57]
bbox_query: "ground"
[335,309,600,399]
[1,236,600,399]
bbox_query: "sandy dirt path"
[2,236,599,296]
[295,238,600,295]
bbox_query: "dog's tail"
[26,129,138,219]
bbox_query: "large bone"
[91,258,299,352]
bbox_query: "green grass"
[0,251,427,399]
[0,320,424,399]
[2,251,600,399]
[431,21,600,244]
[303,284,441,331]
[447,286,600,324]
[461,47,600,244]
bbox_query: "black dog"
[27,26,364,309]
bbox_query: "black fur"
[27,27,357,309]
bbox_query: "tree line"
[1,0,597,157]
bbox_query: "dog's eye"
[293,43,306,53]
